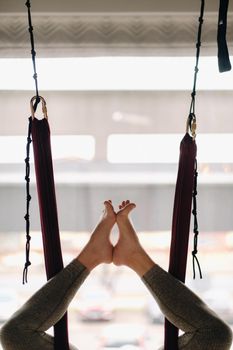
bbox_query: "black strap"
[25,0,40,110]
[189,0,205,120]
[23,0,41,283]
[191,160,202,279]
[23,118,32,284]
[188,0,205,279]
[218,0,231,73]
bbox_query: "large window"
[0,56,233,349]
[107,133,233,164]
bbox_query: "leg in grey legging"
[1,199,232,350]
[0,260,88,350]
[113,200,233,350]
[143,264,232,350]
[0,200,116,350]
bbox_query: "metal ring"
[186,115,197,139]
[30,96,48,120]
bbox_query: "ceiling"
[0,1,232,139]
[1,0,231,14]
[0,0,232,57]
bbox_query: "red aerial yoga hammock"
[164,129,199,350]
[24,97,70,350]
[32,104,70,350]
[164,0,231,348]
[23,1,70,348]
[163,0,206,347]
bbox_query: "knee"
[220,322,232,348]
[0,318,21,347]
[212,319,233,349]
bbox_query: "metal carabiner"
[186,114,197,139]
[30,96,48,120]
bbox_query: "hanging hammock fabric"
[31,116,70,350]
[164,133,197,350]
[163,3,204,346]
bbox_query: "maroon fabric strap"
[164,133,197,350]
[31,117,70,350]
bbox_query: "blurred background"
[0,0,233,349]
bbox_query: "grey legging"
[0,259,232,350]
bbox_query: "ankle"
[127,249,155,277]
[76,244,99,271]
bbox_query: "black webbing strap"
[23,118,32,284]
[218,0,231,72]
[25,0,40,110]
[191,159,202,279]
[189,0,205,119]
[23,0,41,282]
[188,0,204,280]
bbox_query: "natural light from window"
[0,57,233,90]
[0,135,95,163]
[107,133,233,163]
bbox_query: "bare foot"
[77,200,116,270]
[113,200,155,276]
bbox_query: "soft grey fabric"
[0,261,232,350]
[142,264,233,350]
[0,259,89,350]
